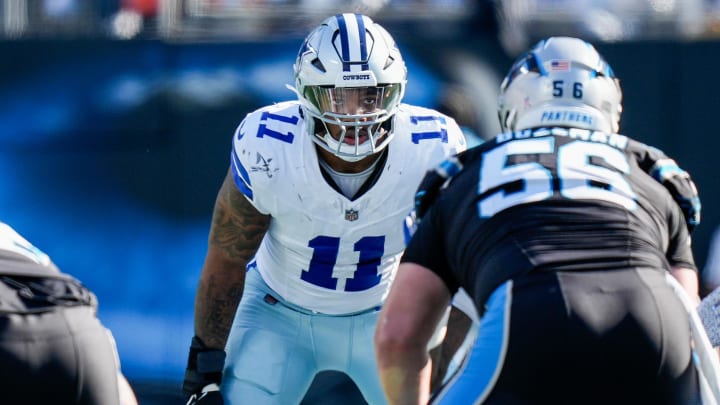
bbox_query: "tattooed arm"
[183,169,270,400]
[195,168,271,349]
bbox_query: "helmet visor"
[303,84,403,119]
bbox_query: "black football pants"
[0,278,120,404]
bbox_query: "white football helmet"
[497,36,623,133]
[293,13,407,162]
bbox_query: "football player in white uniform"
[182,13,466,404]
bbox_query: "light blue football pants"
[221,267,387,405]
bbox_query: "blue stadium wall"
[0,37,716,385]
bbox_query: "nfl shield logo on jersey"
[345,209,359,222]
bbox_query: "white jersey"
[230,101,466,314]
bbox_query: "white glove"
[186,383,222,405]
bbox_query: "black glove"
[654,167,701,233]
[183,336,226,404]
[643,152,701,233]
[415,155,464,222]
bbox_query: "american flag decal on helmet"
[550,59,571,72]
[345,209,359,222]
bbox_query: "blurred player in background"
[182,13,467,404]
[376,36,705,404]
[0,221,137,405]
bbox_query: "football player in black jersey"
[375,36,705,404]
[0,221,137,405]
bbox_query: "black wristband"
[183,336,226,396]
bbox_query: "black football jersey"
[403,127,696,307]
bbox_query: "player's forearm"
[376,331,433,403]
[377,352,432,405]
[193,260,246,349]
[192,231,254,349]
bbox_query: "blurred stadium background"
[1,0,720,403]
